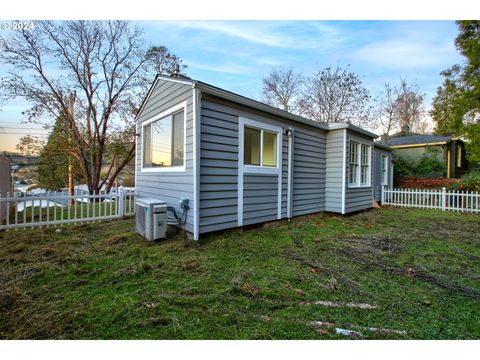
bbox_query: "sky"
[0,20,464,153]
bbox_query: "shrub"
[451,171,480,192]
[394,148,446,184]
[122,175,135,187]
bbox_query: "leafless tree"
[376,84,400,145]
[395,80,428,133]
[261,68,303,113]
[297,65,374,128]
[0,21,184,194]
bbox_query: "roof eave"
[374,142,394,151]
[327,123,378,139]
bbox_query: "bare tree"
[395,80,428,133]
[0,21,184,194]
[16,135,46,156]
[298,65,374,128]
[376,84,400,145]
[261,68,303,113]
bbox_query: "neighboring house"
[135,74,393,240]
[0,154,12,221]
[383,131,467,178]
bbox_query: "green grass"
[1,207,479,339]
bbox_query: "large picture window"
[348,140,371,187]
[142,109,185,169]
[244,126,278,168]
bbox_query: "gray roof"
[382,134,452,147]
[137,74,378,139]
[374,142,393,151]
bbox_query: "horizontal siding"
[345,131,374,213]
[199,100,239,233]
[198,96,329,235]
[292,128,326,216]
[325,130,344,213]
[135,79,194,233]
[243,174,278,226]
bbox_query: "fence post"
[381,185,385,204]
[442,187,446,211]
[118,189,125,218]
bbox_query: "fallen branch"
[300,300,379,309]
[286,251,368,294]
[337,248,480,300]
[257,315,407,337]
[308,321,407,336]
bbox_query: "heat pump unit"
[135,198,167,241]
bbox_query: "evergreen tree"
[37,118,82,191]
[431,21,480,163]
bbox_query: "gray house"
[135,74,393,240]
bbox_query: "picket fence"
[0,189,135,230]
[382,186,480,213]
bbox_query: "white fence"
[382,187,480,213]
[0,189,135,230]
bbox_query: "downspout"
[287,128,295,219]
[192,86,201,241]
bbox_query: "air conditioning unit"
[135,198,167,241]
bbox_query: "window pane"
[151,116,172,167]
[361,145,368,165]
[381,155,387,185]
[349,142,359,184]
[143,124,152,167]
[262,131,277,167]
[244,127,261,165]
[172,110,184,166]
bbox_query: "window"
[349,141,359,185]
[244,127,261,166]
[142,109,185,169]
[360,144,370,185]
[244,126,278,168]
[348,140,370,187]
[456,145,462,168]
[381,154,388,185]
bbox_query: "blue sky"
[0,20,464,152]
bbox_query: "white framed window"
[141,102,187,172]
[240,118,282,174]
[349,141,359,185]
[244,126,278,168]
[348,140,371,187]
[381,154,388,185]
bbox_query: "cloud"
[352,37,459,70]
[151,21,345,49]
[184,59,255,75]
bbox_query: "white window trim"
[238,117,283,226]
[348,139,372,188]
[381,154,389,186]
[140,101,188,173]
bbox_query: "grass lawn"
[1,207,479,339]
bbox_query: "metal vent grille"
[136,203,146,237]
